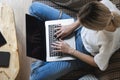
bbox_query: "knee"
[29,2,38,14]
[29,2,44,15]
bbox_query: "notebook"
[26,14,76,61]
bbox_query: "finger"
[51,42,59,46]
[51,44,56,48]
[54,27,61,31]
[56,32,63,38]
[56,24,62,27]
[59,38,63,42]
[54,30,61,36]
[57,33,65,39]
[51,45,61,51]
[52,49,61,52]
[51,45,58,49]
[60,36,65,39]
[55,41,62,45]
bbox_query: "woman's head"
[77,1,116,31]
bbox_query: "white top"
[81,0,120,71]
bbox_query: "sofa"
[32,0,120,80]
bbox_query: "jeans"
[29,2,91,80]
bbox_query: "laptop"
[26,14,76,61]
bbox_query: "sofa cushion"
[79,74,98,80]
[59,66,94,80]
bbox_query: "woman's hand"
[51,39,73,54]
[54,24,73,39]
[54,19,81,39]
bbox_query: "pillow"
[59,66,94,80]
[110,0,120,9]
[79,74,98,80]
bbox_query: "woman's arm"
[68,19,81,31]
[70,48,98,67]
[51,40,98,67]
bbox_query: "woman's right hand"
[54,19,81,39]
[54,24,73,39]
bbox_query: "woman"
[29,0,120,80]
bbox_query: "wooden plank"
[0,3,19,80]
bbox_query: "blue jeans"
[29,2,91,80]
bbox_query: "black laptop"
[26,14,46,61]
[26,14,75,61]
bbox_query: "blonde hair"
[112,12,120,28]
[77,1,120,30]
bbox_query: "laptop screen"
[26,14,46,61]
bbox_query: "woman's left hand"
[51,39,72,54]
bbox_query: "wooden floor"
[0,0,32,80]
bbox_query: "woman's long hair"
[112,12,120,28]
[77,1,120,30]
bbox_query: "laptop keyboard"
[49,24,63,57]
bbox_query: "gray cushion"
[79,74,98,80]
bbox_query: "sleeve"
[101,0,120,14]
[94,41,114,71]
